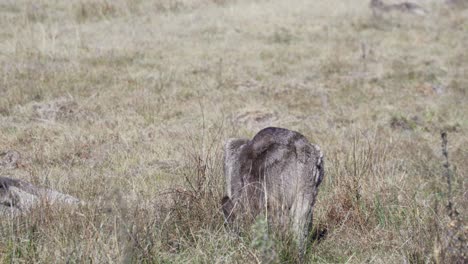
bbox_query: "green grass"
[0,0,467,263]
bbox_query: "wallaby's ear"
[224,138,249,198]
[315,147,324,187]
[224,138,249,163]
[221,196,235,223]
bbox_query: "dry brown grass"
[0,0,467,263]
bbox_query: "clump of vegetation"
[433,132,467,264]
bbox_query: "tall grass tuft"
[433,132,467,264]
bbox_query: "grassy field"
[0,0,467,263]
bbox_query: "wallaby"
[221,127,324,259]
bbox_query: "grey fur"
[0,176,81,216]
[370,0,427,16]
[222,127,324,257]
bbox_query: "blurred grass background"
[0,0,466,262]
